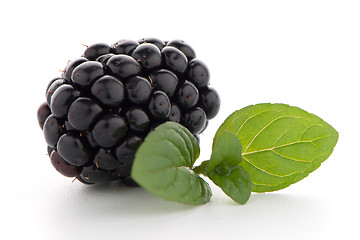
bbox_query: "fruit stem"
[192,160,210,176]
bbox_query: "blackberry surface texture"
[37,38,220,185]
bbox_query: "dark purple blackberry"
[199,87,220,119]
[91,114,128,148]
[80,165,112,184]
[138,37,166,50]
[182,107,207,135]
[50,85,80,118]
[188,59,210,88]
[83,131,98,149]
[107,55,141,78]
[71,61,104,87]
[37,102,51,130]
[114,164,133,179]
[168,104,181,123]
[125,108,150,133]
[57,133,91,166]
[91,75,125,106]
[93,148,119,171]
[38,38,220,185]
[83,43,112,61]
[47,146,55,156]
[148,91,171,120]
[113,39,139,55]
[115,134,143,164]
[132,43,162,70]
[96,53,115,66]
[67,97,102,131]
[43,114,63,147]
[149,69,178,97]
[50,150,80,177]
[177,81,199,109]
[166,40,196,60]
[62,58,88,82]
[63,120,76,132]
[162,46,188,74]
[125,76,152,105]
[46,79,64,106]
[75,175,94,185]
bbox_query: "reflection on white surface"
[30,180,330,239]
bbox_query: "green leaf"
[207,131,252,204]
[131,122,212,205]
[213,103,339,193]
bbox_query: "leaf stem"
[192,160,210,176]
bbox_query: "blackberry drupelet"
[38,38,220,185]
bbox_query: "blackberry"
[83,43,112,61]
[37,102,51,130]
[162,46,188,74]
[67,97,102,131]
[71,61,104,87]
[91,75,125,106]
[188,59,210,88]
[91,114,128,148]
[138,37,166,50]
[43,114,62,147]
[113,39,139,55]
[115,134,143,164]
[132,43,162,70]
[149,69,178,97]
[62,58,88,83]
[50,150,80,177]
[57,133,91,166]
[167,40,196,60]
[125,108,151,133]
[168,104,181,123]
[177,81,199,109]
[125,76,152,105]
[199,87,220,119]
[38,38,220,184]
[80,165,112,184]
[50,85,80,118]
[182,107,207,135]
[96,53,115,66]
[46,78,64,106]
[107,55,141,78]
[93,148,119,171]
[47,146,55,156]
[148,91,171,120]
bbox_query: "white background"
[1,0,359,239]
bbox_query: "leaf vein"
[244,115,302,153]
[167,128,192,165]
[152,138,187,165]
[242,156,301,178]
[243,134,332,156]
[233,110,271,136]
[273,129,289,147]
[158,167,179,190]
[271,149,312,163]
[299,124,322,141]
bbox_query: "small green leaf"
[214,103,339,193]
[131,122,212,205]
[207,131,252,204]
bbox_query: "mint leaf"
[207,131,252,204]
[131,122,212,205]
[214,103,339,193]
